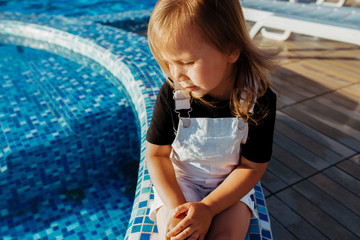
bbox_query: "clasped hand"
[166,202,213,240]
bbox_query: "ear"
[227,47,241,63]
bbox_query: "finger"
[173,203,190,217]
[167,216,191,237]
[185,230,200,240]
[170,226,196,240]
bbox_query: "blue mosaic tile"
[249,233,261,240]
[259,213,269,222]
[262,229,272,239]
[0,43,139,211]
[0,179,133,239]
[0,1,157,16]
[249,224,260,234]
[256,198,265,207]
[140,233,151,240]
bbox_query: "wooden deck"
[256,34,360,239]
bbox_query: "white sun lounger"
[241,0,360,45]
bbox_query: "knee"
[210,232,238,240]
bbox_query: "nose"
[169,64,185,82]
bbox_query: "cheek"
[190,66,209,85]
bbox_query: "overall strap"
[173,81,192,128]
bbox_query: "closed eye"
[181,61,194,66]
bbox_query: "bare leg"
[205,202,251,240]
[156,206,169,240]
[156,206,186,240]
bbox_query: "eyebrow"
[160,47,198,62]
[162,54,197,64]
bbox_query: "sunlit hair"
[147,0,277,124]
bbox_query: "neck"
[208,67,237,101]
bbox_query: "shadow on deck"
[259,34,360,239]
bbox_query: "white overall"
[149,88,256,220]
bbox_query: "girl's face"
[161,31,240,100]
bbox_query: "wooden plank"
[325,58,360,73]
[281,37,360,72]
[266,157,302,185]
[278,187,359,239]
[309,173,360,215]
[282,105,360,151]
[276,34,350,56]
[272,143,317,177]
[299,100,360,140]
[316,92,360,122]
[323,167,360,197]
[352,154,360,163]
[271,75,315,108]
[319,54,360,76]
[316,87,360,120]
[276,111,355,158]
[309,92,360,133]
[284,62,351,90]
[257,33,360,240]
[266,196,328,239]
[275,119,343,165]
[262,185,271,198]
[261,170,288,194]
[270,216,297,240]
[261,32,360,71]
[293,179,360,238]
[271,76,306,103]
[273,131,330,170]
[272,67,327,97]
[294,36,358,50]
[336,155,360,181]
[273,92,297,109]
[303,58,360,83]
[340,84,360,101]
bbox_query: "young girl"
[145,0,277,239]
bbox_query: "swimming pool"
[0,5,158,238]
[0,0,157,17]
[0,1,273,239]
[0,26,140,240]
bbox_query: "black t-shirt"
[146,81,276,163]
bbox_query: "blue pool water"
[0,0,157,16]
[0,177,134,239]
[0,42,139,239]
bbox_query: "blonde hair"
[148,0,277,124]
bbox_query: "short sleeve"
[241,88,277,163]
[146,82,176,145]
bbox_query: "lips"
[185,86,199,92]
